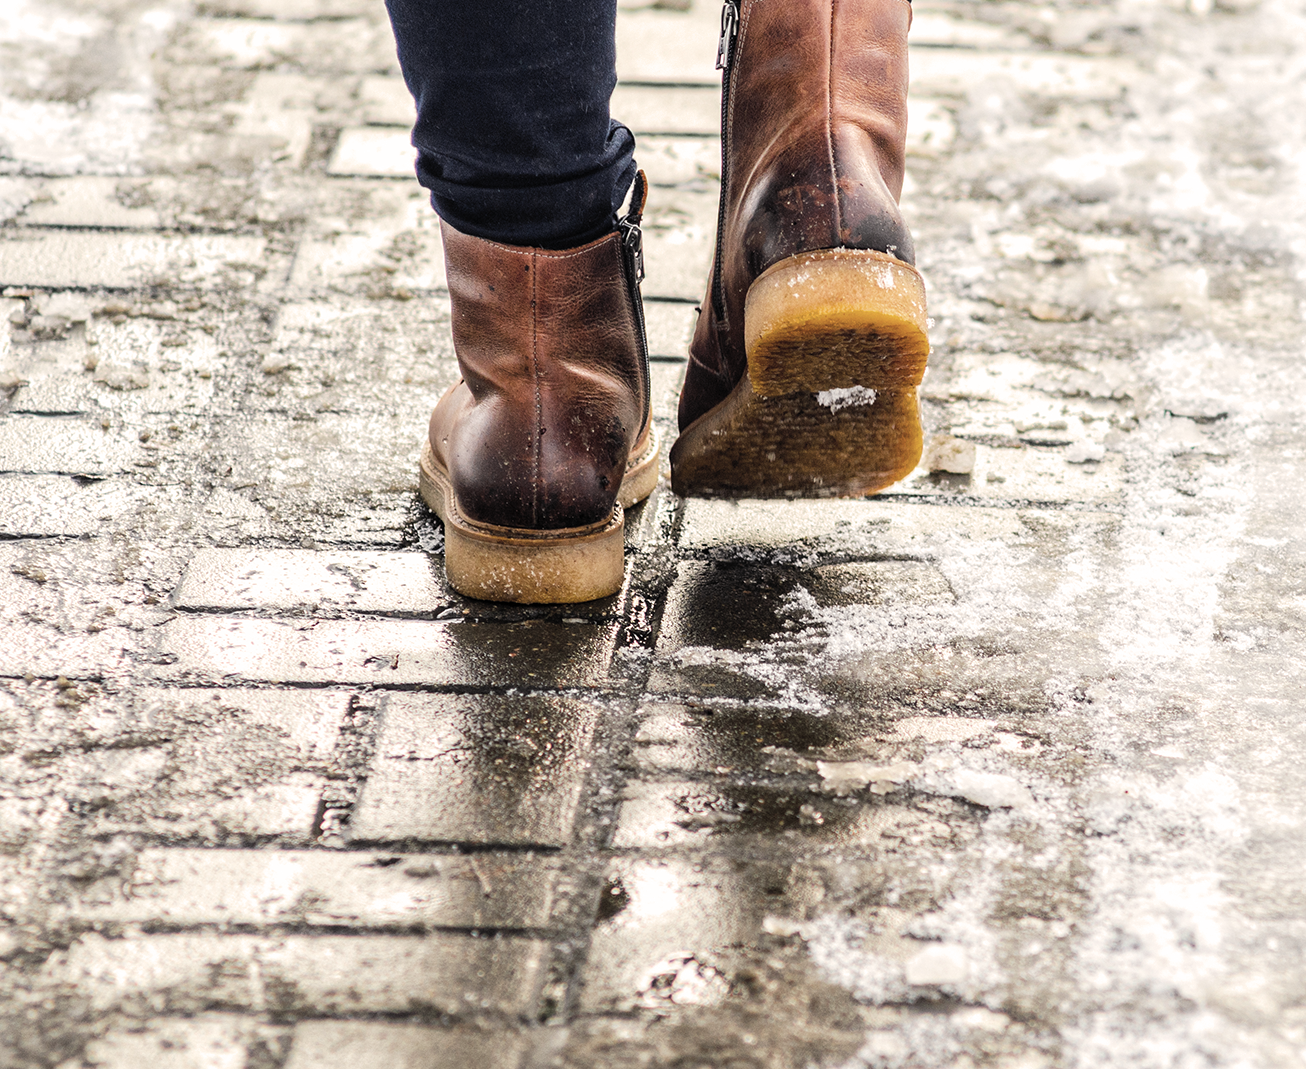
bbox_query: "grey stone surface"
[616,3,722,84]
[351,694,602,847]
[49,931,545,1016]
[0,416,148,475]
[328,127,417,178]
[17,177,166,229]
[78,1015,289,1069]
[174,548,453,613]
[0,233,268,289]
[612,84,721,137]
[284,1021,528,1069]
[5,0,1306,1066]
[153,617,617,688]
[71,848,557,930]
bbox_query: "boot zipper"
[619,172,652,438]
[712,0,740,333]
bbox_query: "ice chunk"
[1065,440,1106,464]
[815,385,877,412]
[905,943,969,986]
[925,434,976,474]
[817,759,918,796]
[943,769,1033,809]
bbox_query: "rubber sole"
[671,248,929,498]
[419,426,661,604]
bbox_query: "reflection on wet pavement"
[5,0,1306,1064]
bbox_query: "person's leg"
[384,0,636,248]
[671,0,928,499]
[382,0,657,603]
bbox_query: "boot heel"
[669,249,929,499]
[744,248,929,397]
[420,443,626,604]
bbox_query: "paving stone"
[285,1021,528,1069]
[8,317,220,417]
[649,559,953,700]
[152,617,616,688]
[288,184,444,297]
[0,475,165,537]
[891,444,1125,506]
[640,188,716,301]
[579,857,823,1012]
[327,127,416,178]
[636,135,720,187]
[146,686,348,764]
[16,177,164,229]
[351,693,602,847]
[61,688,349,843]
[612,778,947,849]
[198,0,375,16]
[910,50,1136,100]
[906,97,957,157]
[649,359,687,425]
[356,76,414,126]
[222,73,322,169]
[0,416,149,475]
[650,508,1115,701]
[0,232,267,290]
[79,1015,288,1069]
[179,19,398,74]
[615,4,722,84]
[612,85,720,136]
[254,297,458,415]
[908,12,1034,49]
[628,702,994,775]
[642,299,696,359]
[212,410,418,503]
[676,497,1049,556]
[72,848,557,930]
[51,931,545,1017]
[0,624,134,680]
[0,179,35,223]
[174,548,453,613]
[0,539,178,635]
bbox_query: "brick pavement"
[4,0,1306,1066]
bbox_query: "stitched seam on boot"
[529,250,543,528]
[826,0,841,245]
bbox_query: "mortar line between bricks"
[100,922,565,939]
[526,502,685,1028]
[615,80,721,90]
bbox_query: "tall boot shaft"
[680,0,916,431]
[726,0,914,272]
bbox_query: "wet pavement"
[3,0,1306,1065]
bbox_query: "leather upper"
[678,0,915,430]
[431,223,649,530]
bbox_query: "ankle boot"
[671,0,929,498]
[419,176,659,603]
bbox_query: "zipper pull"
[620,218,644,284]
[716,0,739,71]
[619,169,647,284]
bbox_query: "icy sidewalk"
[2,0,1306,1067]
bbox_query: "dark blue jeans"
[383,0,636,249]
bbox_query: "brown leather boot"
[419,176,659,603]
[670,0,929,498]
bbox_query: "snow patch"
[816,385,878,412]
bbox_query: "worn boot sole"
[419,427,661,604]
[671,249,929,498]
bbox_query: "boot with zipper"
[419,174,659,603]
[671,0,929,498]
